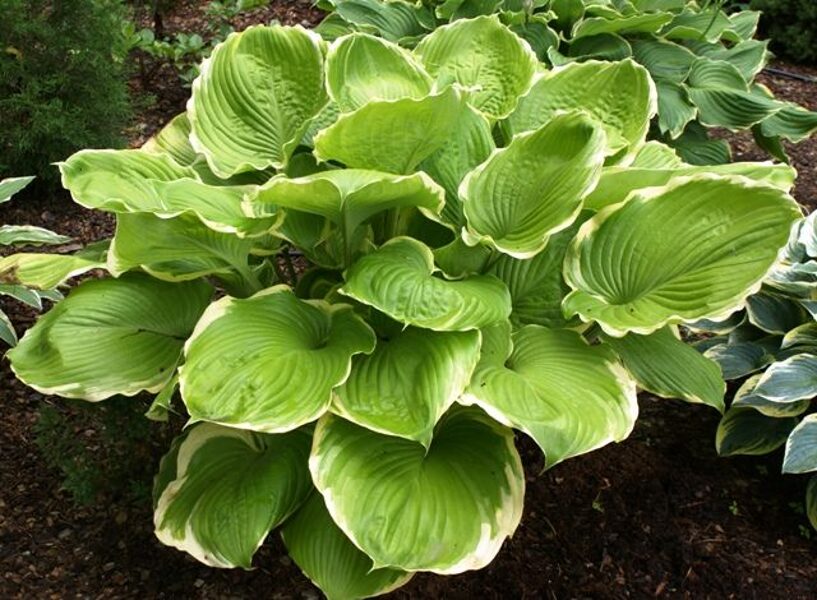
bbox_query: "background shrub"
[0,0,132,194]
[751,0,817,64]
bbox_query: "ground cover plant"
[700,212,817,531]
[315,0,817,165]
[2,16,807,598]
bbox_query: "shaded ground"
[2,3,817,598]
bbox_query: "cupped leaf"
[314,87,466,174]
[282,492,412,600]
[503,59,656,156]
[563,176,802,337]
[180,286,376,433]
[326,33,431,112]
[154,423,312,568]
[59,149,196,212]
[332,326,481,446]
[310,407,525,573]
[0,253,104,290]
[716,407,798,457]
[462,323,637,467]
[461,112,605,258]
[340,237,511,331]
[602,327,725,411]
[246,169,445,240]
[142,113,198,167]
[7,274,212,400]
[189,25,328,178]
[413,15,537,120]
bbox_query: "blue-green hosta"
[701,213,817,532]
[5,19,803,597]
[316,0,817,164]
[0,176,105,347]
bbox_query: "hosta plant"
[6,18,804,597]
[702,212,817,532]
[0,176,104,346]
[315,0,817,164]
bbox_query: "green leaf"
[326,33,431,113]
[0,309,17,346]
[703,341,773,380]
[0,253,104,290]
[807,476,817,531]
[686,40,768,82]
[486,218,583,329]
[631,39,695,83]
[142,113,198,167]
[331,0,432,42]
[571,11,673,39]
[146,374,179,422]
[333,326,481,447]
[0,176,35,204]
[759,103,817,144]
[783,323,817,350]
[247,169,445,242]
[7,274,212,400]
[310,407,524,573]
[108,212,257,283]
[461,112,605,258]
[314,87,466,174]
[568,33,632,62]
[655,81,697,138]
[584,161,796,211]
[745,291,810,335]
[602,327,724,411]
[504,59,656,157]
[154,423,312,568]
[731,374,810,418]
[667,122,732,165]
[59,149,196,213]
[463,323,637,467]
[0,226,71,247]
[631,141,684,169]
[189,25,328,178]
[753,354,817,404]
[0,284,41,308]
[662,8,732,43]
[716,407,797,457]
[340,237,511,331]
[563,176,801,337]
[413,15,537,120]
[420,106,495,228]
[282,492,412,600]
[180,286,375,433]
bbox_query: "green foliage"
[0,0,132,191]
[34,397,161,506]
[6,19,804,596]
[316,0,817,163]
[751,0,817,64]
[705,212,817,531]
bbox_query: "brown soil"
[2,3,817,598]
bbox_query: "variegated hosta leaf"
[314,87,466,174]
[584,161,795,211]
[703,340,774,380]
[59,149,196,212]
[563,176,802,337]
[413,15,537,120]
[108,212,257,284]
[685,58,781,131]
[146,374,179,422]
[486,218,583,329]
[282,493,413,599]
[189,25,328,178]
[654,80,697,138]
[571,11,674,39]
[246,169,444,240]
[329,0,432,42]
[142,113,198,167]
[332,326,481,446]
[461,112,605,259]
[463,322,638,468]
[310,407,525,573]
[419,105,495,228]
[752,354,817,404]
[630,39,695,83]
[503,59,656,157]
[154,423,312,568]
[630,141,684,169]
[0,253,104,290]
[0,175,35,204]
[180,286,375,433]
[759,102,817,144]
[731,374,811,418]
[340,237,511,331]
[716,407,798,457]
[7,274,212,400]
[808,476,817,531]
[0,309,17,346]
[326,33,431,112]
[745,291,810,335]
[662,8,732,43]
[602,327,725,411]
[0,225,71,247]
[783,323,817,350]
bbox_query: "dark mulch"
[2,4,817,598]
